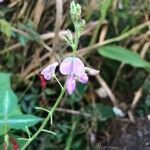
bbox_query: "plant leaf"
[98,45,150,69]
[0,90,21,118]
[86,103,115,121]
[100,0,112,21]
[0,73,11,91]
[0,73,42,135]
[0,19,12,38]
[0,115,42,130]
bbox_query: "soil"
[101,118,150,150]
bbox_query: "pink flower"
[66,75,76,95]
[60,57,99,95]
[60,57,85,76]
[78,73,89,83]
[60,57,89,95]
[41,62,58,80]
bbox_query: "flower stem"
[54,75,63,90]
[21,87,66,150]
[72,31,79,56]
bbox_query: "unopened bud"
[79,19,86,32]
[59,30,73,45]
[85,67,99,76]
[70,1,81,22]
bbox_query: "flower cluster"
[41,57,99,95]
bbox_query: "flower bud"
[59,30,73,46]
[85,67,99,76]
[70,1,81,22]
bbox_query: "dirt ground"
[101,118,150,150]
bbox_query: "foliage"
[0,19,12,38]
[99,0,112,21]
[0,0,149,149]
[0,73,42,135]
[98,45,150,70]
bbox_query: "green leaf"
[0,7,14,17]
[18,22,41,42]
[0,90,21,118]
[18,35,29,46]
[96,103,115,120]
[0,127,5,136]
[98,45,150,69]
[100,0,112,21]
[86,103,115,121]
[0,73,42,135]
[0,19,12,38]
[0,73,11,91]
[0,115,42,130]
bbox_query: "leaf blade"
[98,45,150,69]
[0,73,42,135]
[0,115,42,130]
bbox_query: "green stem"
[72,28,80,56]
[21,87,66,150]
[54,75,63,90]
[4,134,9,150]
[41,129,56,135]
[65,120,78,150]
[90,20,102,45]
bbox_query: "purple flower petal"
[41,62,58,80]
[60,57,85,76]
[66,75,76,95]
[59,57,73,75]
[78,73,88,84]
[41,67,52,80]
[85,67,99,76]
[72,57,85,76]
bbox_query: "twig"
[131,88,142,110]
[127,110,135,123]
[33,0,45,28]
[130,42,149,110]
[140,42,150,58]
[96,75,118,106]
[52,0,63,51]
[0,43,21,55]
[98,24,108,43]
[111,63,124,91]
[55,107,91,118]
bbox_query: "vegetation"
[0,0,149,149]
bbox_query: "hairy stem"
[72,30,79,56]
